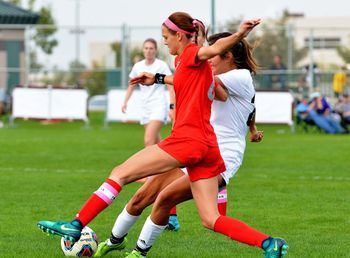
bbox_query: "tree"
[84,68,107,96]
[336,47,350,64]
[33,5,58,55]
[7,0,21,5]
[111,41,122,67]
[6,0,58,69]
[226,10,307,69]
[67,60,86,86]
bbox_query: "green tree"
[33,5,58,55]
[84,69,106,96]
[336,47,350,64]
[226,10,307,69]
[7,0,21,5]
[6,0,58,69]
[67,60,86,86]
[111,41,122,67]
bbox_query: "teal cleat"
[125,250,145,258]
[166,215,180,232]
[262,237,288,258]
[94,238,127,257]
[37,220,82,242]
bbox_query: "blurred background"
[0,0,349,127]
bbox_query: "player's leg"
[143,120,163,147]
[95,169,183,257]
[166,206,180,231]
[217,173,228,216]
[127,175,193,257]
[191,177,288,258]
[136,120,164,183]
[37,145,182,242]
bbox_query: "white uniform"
[212,69,256,185]
[129,59,172,125]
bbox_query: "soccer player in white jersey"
[119,33,287,258]
[122,38,173,148]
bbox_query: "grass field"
[1,113,349,258]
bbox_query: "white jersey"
[211,69,256,184]
[129,58,172,106]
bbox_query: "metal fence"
[0,23,349,99]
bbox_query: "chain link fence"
[1,23,350,100]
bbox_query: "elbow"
[215,94,228,102]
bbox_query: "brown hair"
[163,12,203,44]
[208,32,258,74]
[194,19,208,44]
[143,38,157,49]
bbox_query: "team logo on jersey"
[207,80,215,101]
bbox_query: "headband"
[163,18,193,35]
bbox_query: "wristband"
[169,103,175,110]
[155,73,166,84]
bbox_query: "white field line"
[0,167,96,173]
[1,167,350,181]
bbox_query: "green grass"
[0,113,349,257]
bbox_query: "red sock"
[214,215,268,247]
[75,178,122,226]
[170,206,177,215]
[217,187,227,216]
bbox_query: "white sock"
[110,206,140,241]
[136,216,167,250]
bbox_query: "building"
[0,1,39,93]
[287,16,350,68]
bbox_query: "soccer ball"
[60,226,98,257]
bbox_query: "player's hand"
[168,109,175,122]
[129,72,155,86]
[238,19,261,37]
[121,103,127,113]
[250,130,264,142]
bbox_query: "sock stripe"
[217,188,227,203]
[94,190,113,205]
[106,178,122,192]
[102,182,118,196]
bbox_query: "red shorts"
[158,136,226,182]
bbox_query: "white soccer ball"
[60,226,98,257]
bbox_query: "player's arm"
[167,84,176,123]
[197,19,261,61]
[249,113,264,142]
[214,76,228,101]
[121,83,137,113]
[130,73,174,86]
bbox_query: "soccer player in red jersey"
[120,33,288,258]
[36,12,287,258]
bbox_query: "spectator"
[269,55,287,88]
[301,64,321,88]
[335,93,350,132]
[332,66,347,98]
[308,92,345,134]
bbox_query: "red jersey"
[171,44,217,146]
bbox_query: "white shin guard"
[111,206,140,238]
[136,216,167,250]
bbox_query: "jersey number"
[207,80,215,101]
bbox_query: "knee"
[128,192,146,213]
[128,189,155,213]
[110,165,130,185]
[144,136,156,147]
[154,192,175,212]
